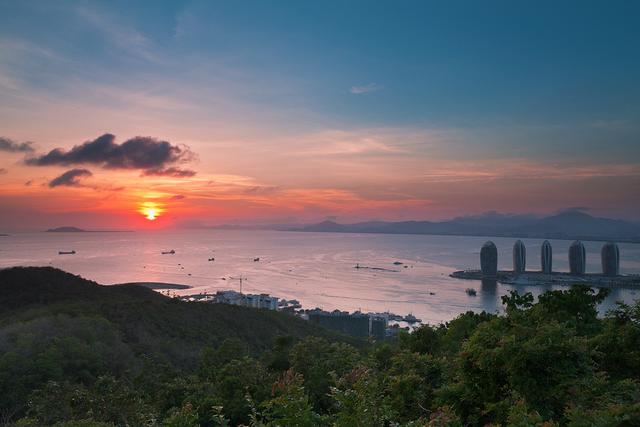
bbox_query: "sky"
[0,0,639,230]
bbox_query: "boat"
[465,288,477,296]
[208,257,215,261]
[58,250,76,255]
[253,257,260,262]
[162,250,175,255]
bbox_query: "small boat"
[466,288,477,296]
[208,257,215,261]
[162,250,175,255]
[393,261,403,265]
[58,250,76,255]
[253,257,260,262]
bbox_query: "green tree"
[330,366,390,427]
[260,369,320,427]
[290,337,360,411]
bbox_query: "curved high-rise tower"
[541,240,552,274]
[513,240,526,274]
[480,241,498,278]
[601,242,620,276]
[569,240,586,275]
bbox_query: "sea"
[1,230,639,324]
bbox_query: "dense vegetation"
[1,267,639,426]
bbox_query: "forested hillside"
[1,267,639,426]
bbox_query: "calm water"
[1,230,639,324]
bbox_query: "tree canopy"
[1,267,639,426]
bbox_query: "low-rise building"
[307,309,388,339]
[214,290,279,310]
[245,293,279,310]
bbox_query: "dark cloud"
[0,137,34,153]
[142,167,197,177]
[0,168,6,174]
[25,180,32,186]
[48,168,93,188]
[26,134,195,176]
[171,194,186,200]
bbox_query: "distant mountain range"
[287,211,640,242]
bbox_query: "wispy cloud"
[0,38,60,62]
[416,160,640,183]
[142,167,197,178]
[75,6,157,62]
[287,128,436,156]
[350,83,382,94]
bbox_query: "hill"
[0,267,353,368]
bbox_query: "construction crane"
[228,274,247,295]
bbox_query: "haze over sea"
[1,230,638,324]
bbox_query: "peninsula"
[116,281,192,290]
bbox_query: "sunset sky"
[1,1,639,230]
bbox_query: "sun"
[144,207,158,221]
[138,202,163,221]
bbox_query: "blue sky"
[0,0,639,228]
[4,1,639,123]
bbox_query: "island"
[46,226,132,233]
[46,226,87,232]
